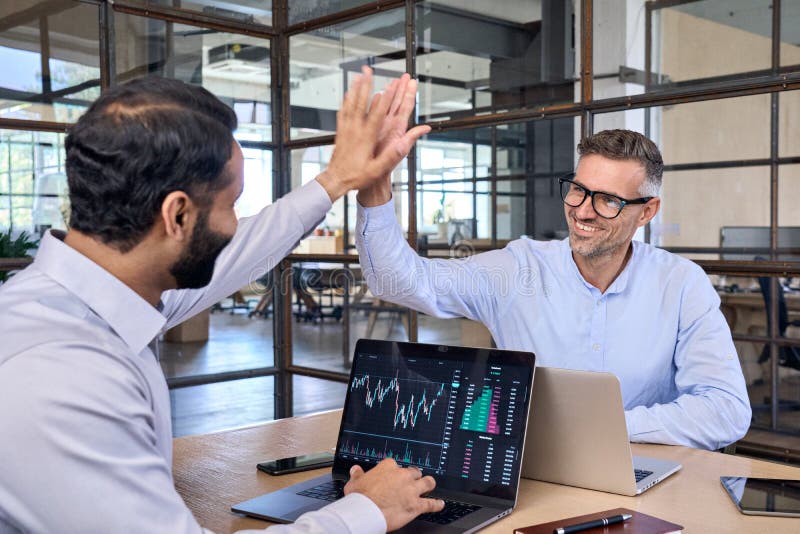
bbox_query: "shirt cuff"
[357,197,397,234]
[325,493,387,533]
[282,180,333,235]
[625,407,660,440]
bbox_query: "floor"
[160,305,800,465]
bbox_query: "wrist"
[356,181,393,207]
[316,169,350,202]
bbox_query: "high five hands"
[316,66,430,202]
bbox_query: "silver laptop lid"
[521,367,640,495]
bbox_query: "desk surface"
[174,410,800,534]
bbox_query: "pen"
[553,513,632,534]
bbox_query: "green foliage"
[0,229,39,283]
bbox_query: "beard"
[170,211,233,289]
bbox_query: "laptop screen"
[333,339,535,502]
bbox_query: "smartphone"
[257,452,335,476]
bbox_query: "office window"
[288,9,405,139]
[237,147,273,219]
[0,130,67,236]
[289,0,373,26]
[0,1,100,123]
[126,0,273,26]
[114,13,272,142]
[651,0,773,90]
[779,90,800,158]
[418,0,577,123]
[661,167,771,254]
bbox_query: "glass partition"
[418,0,577,123]
[289,9,405,139]
[650,0,773,90]
[0,1,100,123]
[0,129,67,236]
[114,13,272,141]
[127,0,273,26]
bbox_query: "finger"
[389,74,410,116]
[366,91,391,132]
[355,65,374,116]
[396,78,418,121]
[419,497,445,514]
[382,78,399,105]
[415,475,437,494]
[392,124,431,156]
[371,124,430,175]
[349,464,364,479]
[406,466,423,480]
[341,74,362,118]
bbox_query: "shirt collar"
[34,231,167,354]
[562,237,638,296]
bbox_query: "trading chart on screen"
[339,351,529,487]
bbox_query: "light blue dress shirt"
[0,180,386,534]
[355,199,752,451]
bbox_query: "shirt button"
[596,300,602,306]
[592,343,601,351]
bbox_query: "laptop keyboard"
[298,483,480,525]
[297,480,345,502]
[634,468,654,482]
[417,499,481,525]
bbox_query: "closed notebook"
[514,508,683,534]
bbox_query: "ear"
[161,191,195,241]
[636,197,661,228]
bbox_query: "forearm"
[625,388,751,450]
[355,198,507,322]
[238,494,386,534]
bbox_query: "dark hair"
[65,76,238,252]
[577,129,664,197]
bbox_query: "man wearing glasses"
[354,129,751,451]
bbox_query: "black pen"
[553,513,632,534]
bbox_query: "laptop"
[232,339,536,533]
[521,367,681,496]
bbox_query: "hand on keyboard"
[344,458,445,531]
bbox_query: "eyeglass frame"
[557,173,655,220]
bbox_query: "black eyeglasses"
[558,173,654,220]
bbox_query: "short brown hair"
[577,129,663,197]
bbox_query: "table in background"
[174,410,800,534]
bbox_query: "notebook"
[232,339,536,533]
[520,367,681,496]
[514,507,683,534]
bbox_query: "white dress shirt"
[0,180,386,534]
[355,198,752,450]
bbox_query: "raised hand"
[316,66,430,203]
[344,458,444,531]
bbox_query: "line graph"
[346,372,450,443]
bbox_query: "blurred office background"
[1,0,799,462]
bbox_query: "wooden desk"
[174,410,800,534]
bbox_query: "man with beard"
[0,70,444,533]
[354,129,751,451]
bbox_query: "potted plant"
[0,229,39,283]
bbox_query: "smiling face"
[565,154,659,261]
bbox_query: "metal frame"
[1,0,799,432]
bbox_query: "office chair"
[756,275,800,372]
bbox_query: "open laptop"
[521,367,681,496]
[232,339,535,533]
